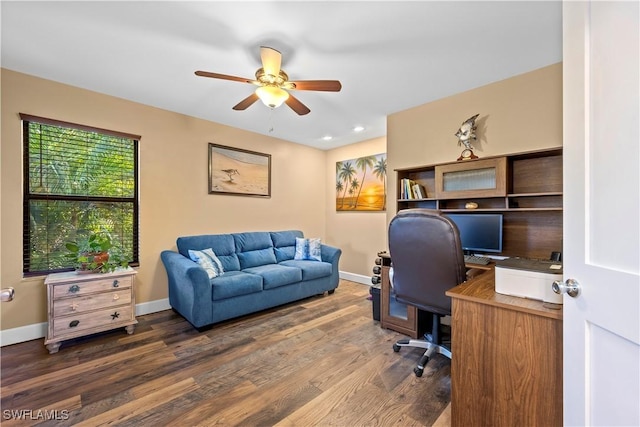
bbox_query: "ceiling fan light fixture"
[255,86,289,108]
[195,46,339,116]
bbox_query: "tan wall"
[325,137,387,277]
[0,63,562,334]
[324,64,563,277]
[0,69,328,331]
[386,63,563,225]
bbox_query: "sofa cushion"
[243,264,303,290]
[280,260,333,281]
[271,230,303,262]
[270,230,303,247]
[234,232,277,269]
[294,237,322,261]
[234,232,273,252]
[177,234,240,271]
[274,246,295,263]
[188,248,224,279]
[237,248,277,269]
[210,271,263,301]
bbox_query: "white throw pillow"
[188,248,225,279]
[294,237,322,262]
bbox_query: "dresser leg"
[46,342,61,354]
[125,324,135,335]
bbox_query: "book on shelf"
[400,178,414,199]
[412,183,426,199]
[406,179,414,199]
[399,179,427,200]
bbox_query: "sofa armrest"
[321,244,342,288]
[321,244,341,264]
[160,250,212,328]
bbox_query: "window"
[21,114,140,275]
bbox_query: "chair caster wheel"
[393,344,401,352]
[414,367,424,377]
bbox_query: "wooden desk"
[446,268,563,427]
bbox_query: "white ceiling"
[1,1,562,150]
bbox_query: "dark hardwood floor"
[1,280,451,426]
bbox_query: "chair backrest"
[388,209,467,315]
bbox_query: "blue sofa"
[160,230,342,329]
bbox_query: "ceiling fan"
[195,46,342,116]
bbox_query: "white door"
[563,1,640,426]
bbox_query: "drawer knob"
[70,302,79,311]
[112,280,119,288]
[113,294,120,300]
[69,320,79,328]
[111,311,120,320]
[69,285,80,293]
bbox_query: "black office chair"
[388,208,467,377]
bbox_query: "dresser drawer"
[53,290,132,317]
[52,275,132,299]
[52,305,134,337]
[45,268,137,354]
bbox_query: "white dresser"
[44,267,137,354]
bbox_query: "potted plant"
[65,231,129,273]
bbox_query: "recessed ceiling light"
[322,135,333,141]
[353,126,365,132]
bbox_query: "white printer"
[494,258,563,305]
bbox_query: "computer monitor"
[446,213,503,254]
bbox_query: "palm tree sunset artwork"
[336,153,386,211]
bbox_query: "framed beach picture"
[208,143,271,197]
[336,153,387,211]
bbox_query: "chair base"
[393,338,452,377]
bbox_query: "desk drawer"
[52,276,132,299]
[53,291,131,317]
[52,306,134,337]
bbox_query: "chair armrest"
[160,250,212,327]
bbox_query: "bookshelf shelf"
[398,197,436,202]
[395,147,563,259]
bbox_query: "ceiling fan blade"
[285,94,311,116]
[287,80,342,92]
[195,71,256,84]
[232,93,260,111]
[260,46,282,76]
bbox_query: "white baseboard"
[0,298,172,347]
[135,298,171,316]
[339,271,372,286]
[0,322,48,348]
[1,275,369,347]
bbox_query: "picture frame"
[208,143,271,197]
[336,153,387,211]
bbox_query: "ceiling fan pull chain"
[268,107,275,133]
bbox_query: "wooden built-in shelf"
[396,147,563,259]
